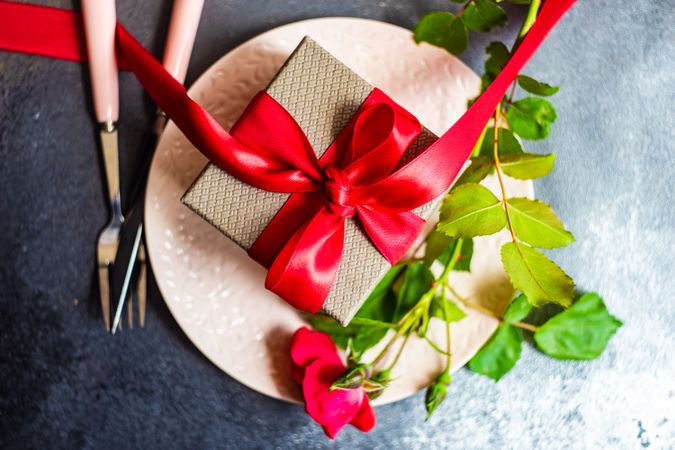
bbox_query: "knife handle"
[81,0,119,125]
[162,0,204,84]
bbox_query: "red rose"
[290,327,376,439]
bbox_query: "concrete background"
[0,0,673,448]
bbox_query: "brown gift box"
[182,37,441,325]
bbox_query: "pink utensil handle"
[162,0,204,84]
[81,0,119,123]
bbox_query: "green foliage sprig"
[308,0,621,420]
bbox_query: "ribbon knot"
[323,165,354,218]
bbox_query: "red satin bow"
[234,89,426,312]
[0,0,577,314]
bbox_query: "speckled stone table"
[0,1,673,449]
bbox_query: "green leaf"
[306,315,356,349]
[500,152,555,180]
[350,329,388,354]
[506,97,557,140]
[394,262,434,322]
[456,156,494,185]
[468,324,522,380]
[471,125,489,157]
[484,42,510,76]
[501,242,575,307]
[438,183,506,238]
[534,293,622,360]
[414,12,469,56]
[424,234,473,271]
[424,230,454,266]
[429,294,467,322]
[356,265,404,321]
[463,0,507,32]
[507,198,575,249]
[503,293,533,323]
[507,0,531,4]
[352,328,389,353]
[479,127,524,157]
[481,42,510,90]
[517,75,560,97]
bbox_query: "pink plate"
[144,17,533,404]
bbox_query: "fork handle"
[162,0,204,85]
[81,0,119,124]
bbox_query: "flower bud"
[425,371,451,420]
[330,364,373,390]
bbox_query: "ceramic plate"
[145,17,533,405]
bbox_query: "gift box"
[182,37,442,324]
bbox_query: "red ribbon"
[0,0,577,313]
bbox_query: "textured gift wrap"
[182,37,441,324]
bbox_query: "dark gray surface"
[0,1,673,449]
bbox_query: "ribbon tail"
[113,26,250,179]
[0,2,87,65]
[265,208,346,313]
[356,207,425,264]
[116,25,320,193]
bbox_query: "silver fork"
[82,0,121,331]
[96,121,123,332]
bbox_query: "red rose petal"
[322,422,343,440]
[349,393,376,432]
[303,360,363,428]
[290,327,342,368]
